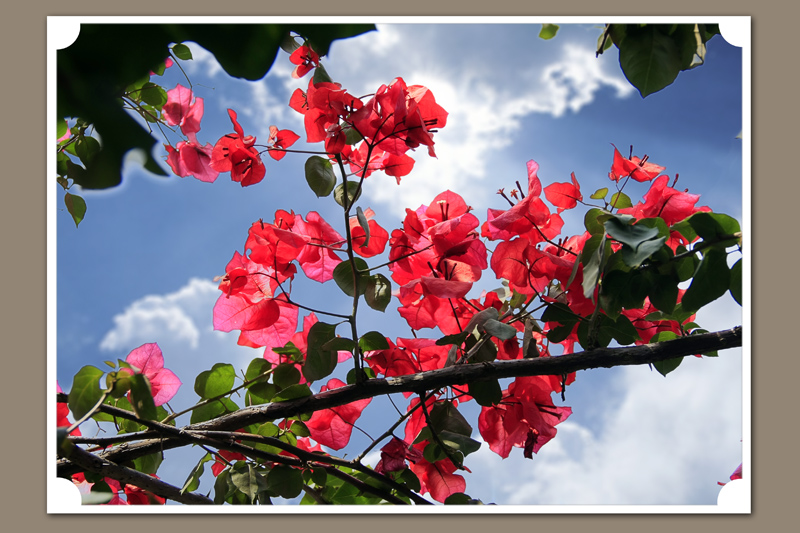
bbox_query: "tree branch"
[57,326,741,477]
[59,444,214,505]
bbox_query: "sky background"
[53,21,745,507]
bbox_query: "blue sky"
[53,20,746,508]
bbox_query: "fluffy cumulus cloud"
[99,278,220,352]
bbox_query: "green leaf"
[129,373,158,421]
[650,331,682,375]
[267,465,304,499]
[344,126,363,145]
[481,319,517,340]
[538,24,559,40]
[687,212,741,244]
[57,119,68,140]
[364,273,392,312]
[64,192,87,227]
[133,452,163,475]
[245,358,272,383]
[680,248,731,312]
[312,63,333,84]
[346,366,376,384]
[75,135,101,165]
[321,337,357,352]
[190,397,239,425]
[304,156,336,197]
[67,365,105,420]
[438,430,481,456]
[194,363,236,399]
[356,206,371,248]
[333,258,369,297]
[245,382,277,406]
[272,341,304,363]
[333,181,363,208]
[273,362,302,389]
[468,379,503,407]
[729,258,742,305]
[581,234,607,299]
[429,401,473,437]
[584,207,609,235]
[181,453,211,494]
[230,462,269,503]
[590,187,608,200]
[358,331,390,351]
[619,25,684,97]
[604,215,667,268]
[273,384,313,402]
[171,43,193,60]
[608,191,632,210]
[139,82,168,108]
[303,321,339,382]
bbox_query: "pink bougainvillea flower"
[162,84,204,136]
[267,125,300,161]
[123,343,182,406]
[718,463,743,486]
[56,382,81,437]
[544,172,583,213]
[165,133,220,183]
[211,109,266,186]
[408,455,466,503]
[608,145,665,182]
[375,437,424,474]
[305,378,371,450]
[289,45,320,79]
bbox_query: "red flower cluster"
[289,74,447,181]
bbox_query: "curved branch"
[57,326,741,477]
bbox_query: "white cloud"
[182,43,224,78]
[98,277,219,352]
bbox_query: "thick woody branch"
[60,444,214,505]
[57,326,741,477]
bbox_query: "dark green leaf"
[364,273,391,312]
[67,365,105,420]
[304,156,336,197]
[333,258,369,297]
[245,358,272,383]
[468,379,503,407]
[64,192,87,228]
[321,337,356,352]
[481,319,517,340]
[171,43,193,60]
[619,25,683,97]
[272,384,313,402]
[303,321,339,382]
[267,465,304,499]
[181,453,212,494]
[650,331,682,375]
[356,206,371,248]
[729,258,742,305]
[246,382,277,406]
[358,331,390,351]
[346,366,375,384]
[133,452,163,475]
[273,362,302,389]
[75,135,101,165]
[333,181,363,207]
[194,363,236,399]
[190,398,239,425]
[438,430,481,456]
[230,462,269,503]
[680,248,731,312]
